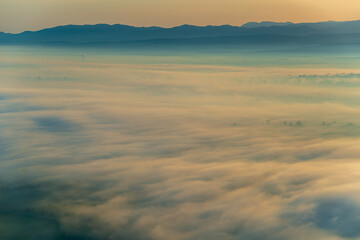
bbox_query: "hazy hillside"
[1,20,360,48]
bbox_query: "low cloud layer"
[1,47,360,239]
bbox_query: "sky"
[1,0,360,33]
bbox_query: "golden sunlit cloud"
[1,47,360,239]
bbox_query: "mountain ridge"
[2,20,360,48]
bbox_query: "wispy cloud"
[1,49,360,239]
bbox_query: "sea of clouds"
[1,48,360,240]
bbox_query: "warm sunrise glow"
[2,1,360,239]
[1,0,360,33]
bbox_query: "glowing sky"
[1,0,360,33]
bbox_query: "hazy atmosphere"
[1,1,360,240]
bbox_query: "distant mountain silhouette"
[1,20,360,48]
[241,21,294,28]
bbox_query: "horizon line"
[2,19,360,34]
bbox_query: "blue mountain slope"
[1,20,360,47]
